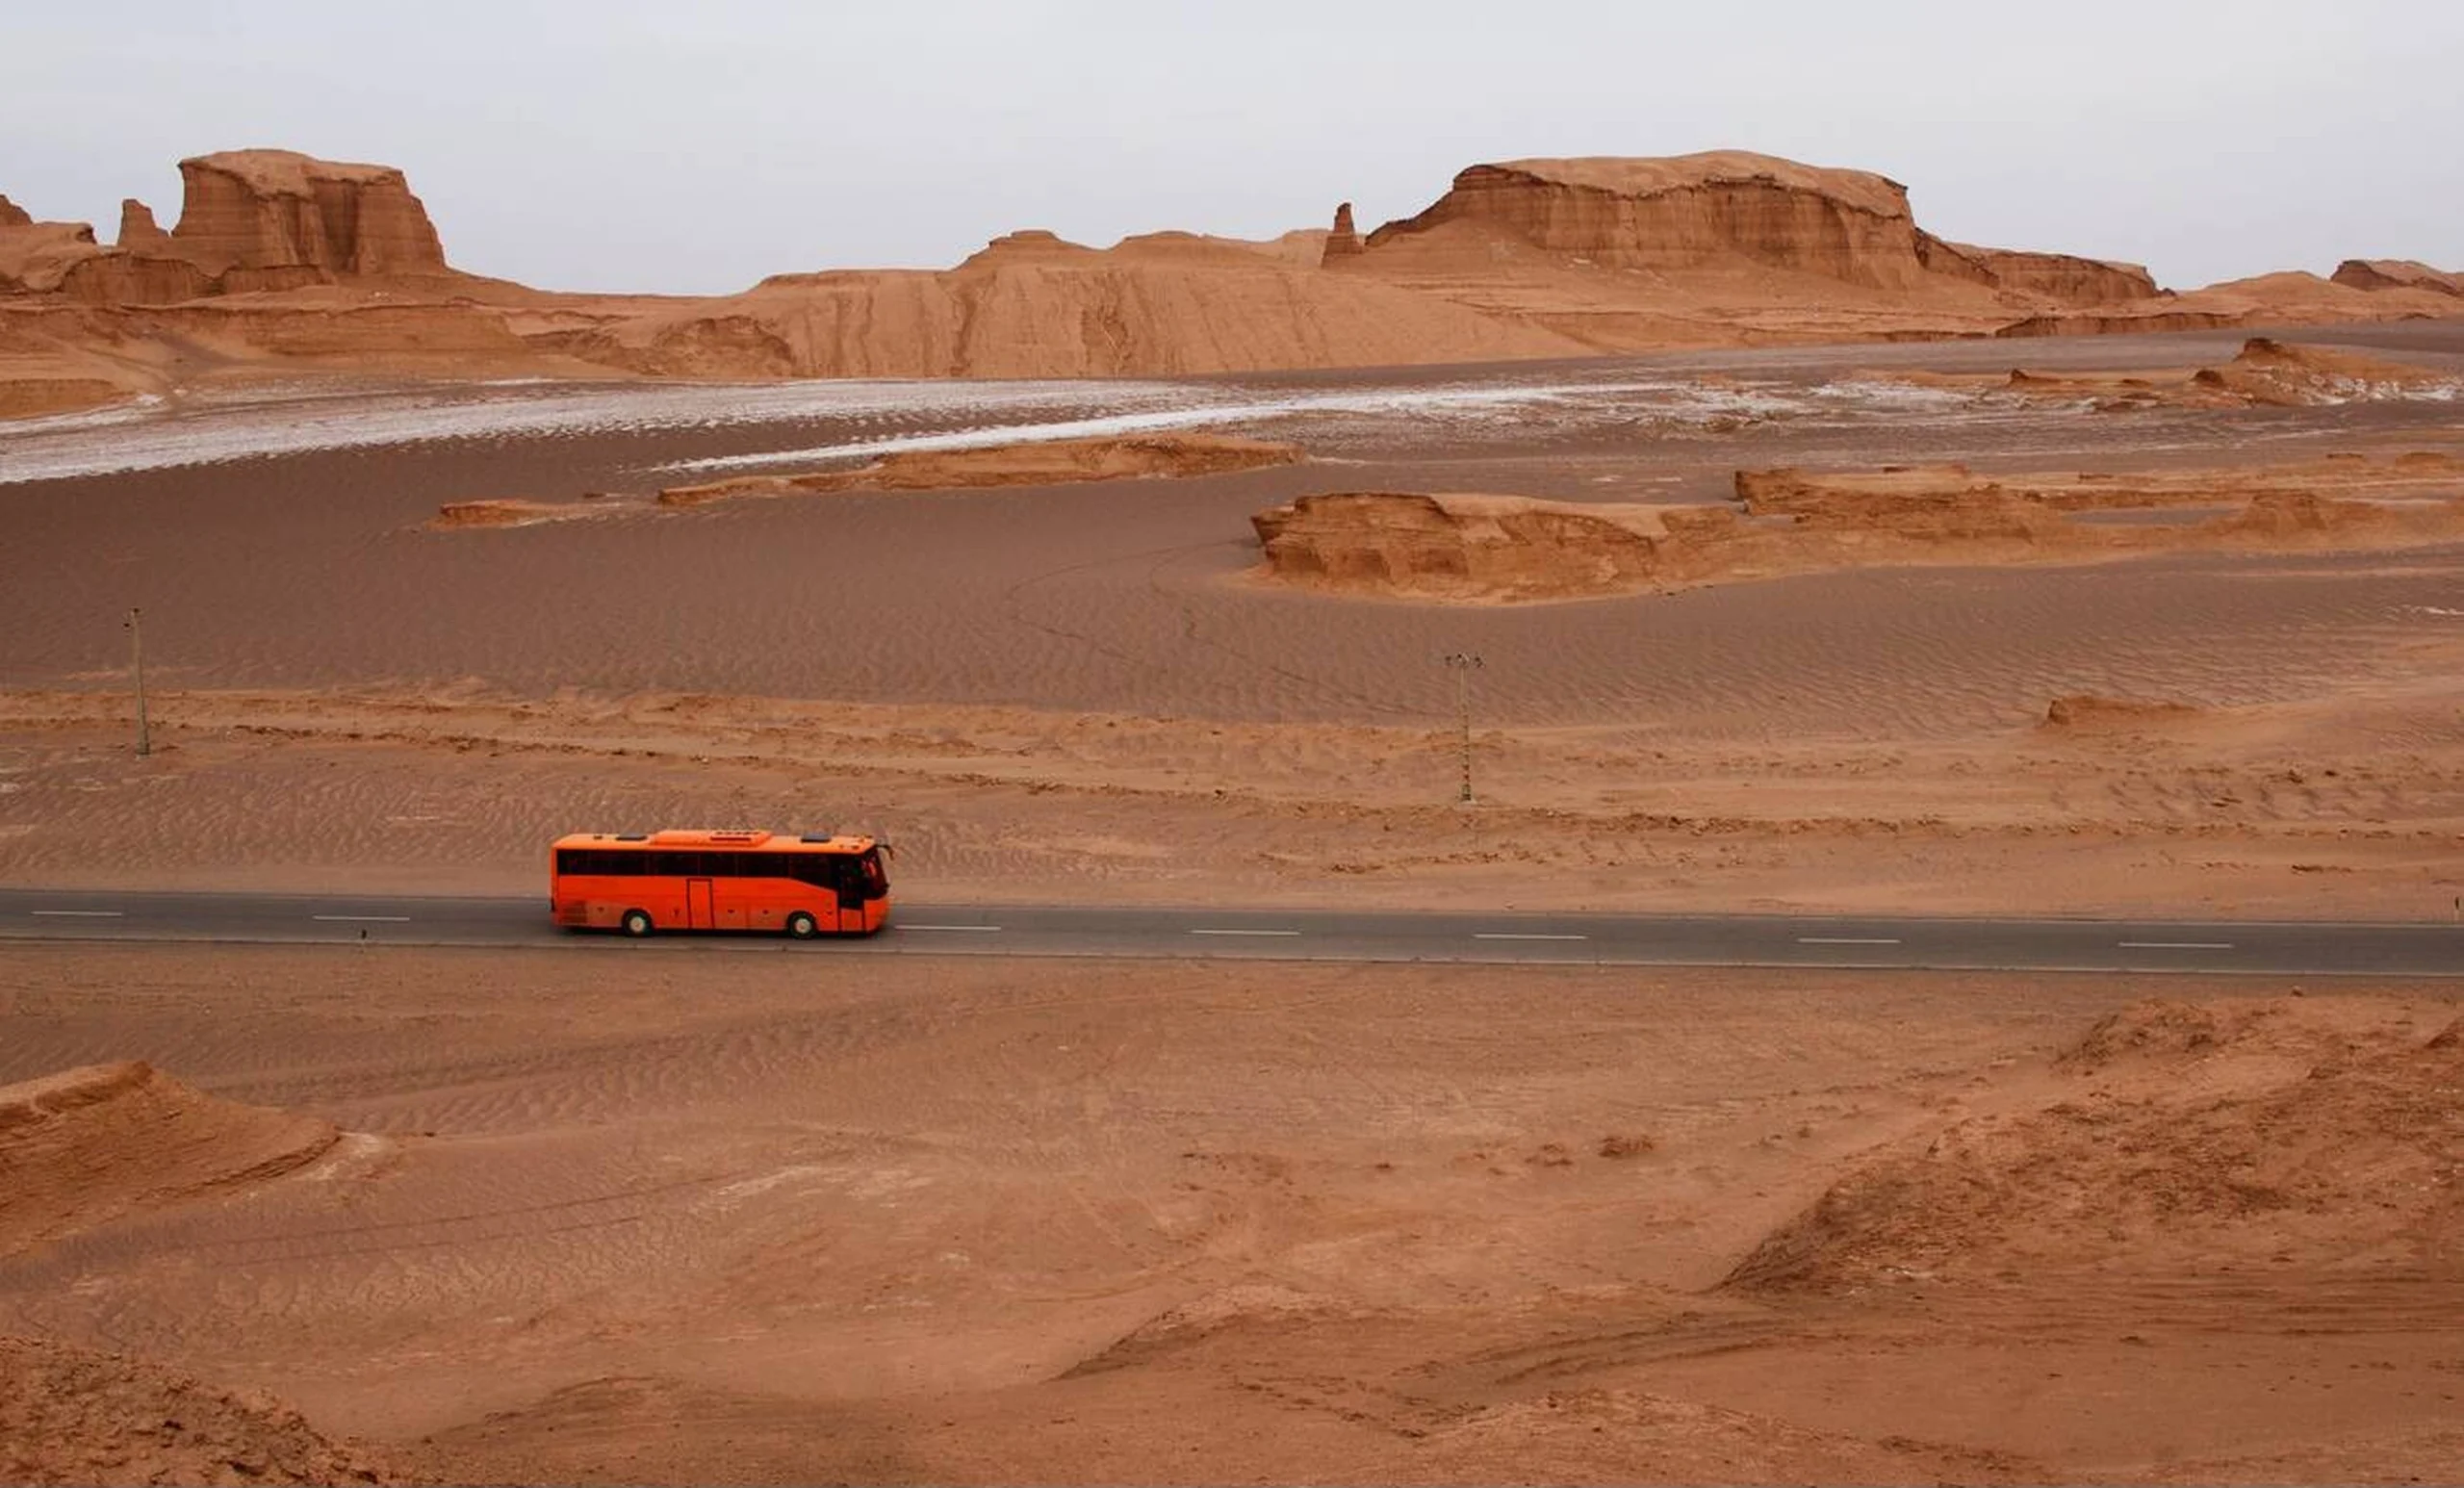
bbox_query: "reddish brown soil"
[0,948,2456,1483]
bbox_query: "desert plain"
[4,146,2464,1483]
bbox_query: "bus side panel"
[724,876,836,934]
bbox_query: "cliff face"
[1358,152,2160,308]
[0,195,31,229]
[1917,238,2157,303]
[1365,153,1946,290]
[169,149,448,276]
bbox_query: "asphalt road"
[4,887,2463,976]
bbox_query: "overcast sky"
[5,0,2459,295]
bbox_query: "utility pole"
[126,607,149,757]
[1443,652,1482,803]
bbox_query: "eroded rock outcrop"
[1251,491,1751,601]
[169,149,448,277]
[1321,202,1363,264]
[0,195,30,229]
[2330,258,2464,297]
[1942,244,2156,304]
[58,253,215,306]
[1255,454,2464,603]
[116,198,169,252]
[0,218,101,294]
[1365,153,1946,289]
[1355,152,2165,311]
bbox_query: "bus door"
[686,878,716,930]
[833,855,864,932]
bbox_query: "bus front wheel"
[784,911,819,939]
[620,909,654,937]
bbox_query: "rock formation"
[1364,153,1947,289]
[168,149,448,276]
[1350,152,2169,313]
[2330,258,2463,296]
[0,218,101,295]
[1253,454,2464,603]
[1251,491,1748,601]
[7,145,2464,411]
[1923,241,2157,303]
[115,198,169,252]
[58,253,214,306]
[1321,202,1363,264]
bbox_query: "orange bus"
[551,829,889,937]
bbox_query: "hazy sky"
[6,0,2459,295]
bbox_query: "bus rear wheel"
[784,911,819,940]
[620,909,654,937]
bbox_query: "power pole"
[126,607,149,757]
[1443,652,1482,803]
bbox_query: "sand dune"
[0,1062,339,1258]
[1727,996,2464,1292]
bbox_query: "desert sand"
[1,947,2457,1484]
[5,326,2463,922]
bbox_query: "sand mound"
[1727,997,2464,1292]
[657,432,1301,507]
[2040,694,2204,731]
[1394,1388,2034,1485]
[1063,1282,1367,1376]
[0,1062,339,1257]
[2193,335,2456,406]
[0,1333,415,1486]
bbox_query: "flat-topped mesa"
[1321,202,1364,264]
[1361,151,2158,304]
[2331,258,2464,297]
[116,198,170,252]
[169,148,448,277]
[1365,152,1946,290]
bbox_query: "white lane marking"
[313,914,412,923]
[1190,928,1302,936]
[2118,940,2234,950]
[896,924,1003,933]
[1798,936,1903,945]
[1474,932,1589,941]
[30,909,123,917]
